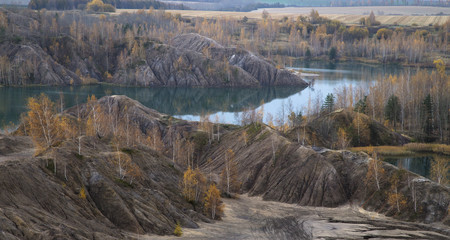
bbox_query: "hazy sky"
[0,0,29,5]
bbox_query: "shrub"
[81,76,99,85]
[79,187,86,199]
[376,28,394,40]
[12,35,22,44]
[86,0,115,13]
[173,222,182,236]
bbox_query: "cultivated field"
[124,6,450,26]
[252,6,450,15]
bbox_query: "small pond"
[383,154,450,179]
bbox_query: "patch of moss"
[120,148,135,155]
[114,178,134,188]
[45,159,55,173]
[74,153,83,160]
[246,123,262,140]
[143,41,155,48]
[193,131,209,150]
[257,130,270,142]
[222,124,239,131]
[12,35,22,44]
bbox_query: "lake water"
[0,61,414,126]
[384,155,433,178]
[383,154,450,179]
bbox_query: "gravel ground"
[142,195,450,240]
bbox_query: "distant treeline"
[28,0,188,10]
[218,2,285,12]
[253,0,449,7]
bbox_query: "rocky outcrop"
[0,133,202,239]
[286,109,409,148]
[0,96,447,239]
[0,9,307,88]
[110,36,308,87]
[172,33,308,87]
[111,42,259,87]
[0,8,85,86]
[74,96,447,224]
[198,123,449,223]
[200,125,348,207]
[0,42,82,86]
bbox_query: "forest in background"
[0,3,448,239]
[0,6,448,144]
[165,0,450,8]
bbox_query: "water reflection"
[0,61,413,125]
[384,155,432,178]
[0,85,305,125]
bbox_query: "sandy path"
[143,195,450,239]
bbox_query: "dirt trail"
[145,195,450,240]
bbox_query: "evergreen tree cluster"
[28,0,187,10]
[384,95,401,130]
[322,93,335,114]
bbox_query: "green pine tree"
[329,47,337,61]
[422,94,433,142]
[384,95,401,130]
[354,96,367,114]
[305,48,311,59]
[322,93,335,114]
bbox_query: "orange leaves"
[86,95,101,138]
[123,157,142,185]
[26,93,64,150]
[182,167,224,220]
[365,153,385,191]
[204,184,224,220]
[336,127,350,150]
[240,131,248,145]
[387,190,407,213]
[0,12,6,29]
[182,167,206,203]
[110,149,142,185]
[79,187,87,199]
[352,112,370,146]
[387,172,407,213]
[433,59,445,77]
[430,155,449,185]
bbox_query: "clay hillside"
[0,95,448,239]
[286,109,410,148]
[0,8,307,88]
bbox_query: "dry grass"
[323,15,449,26]
[80,76,99,85]
[350,146,414,156]
[404,143,450,155]
[350,143,450,156]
